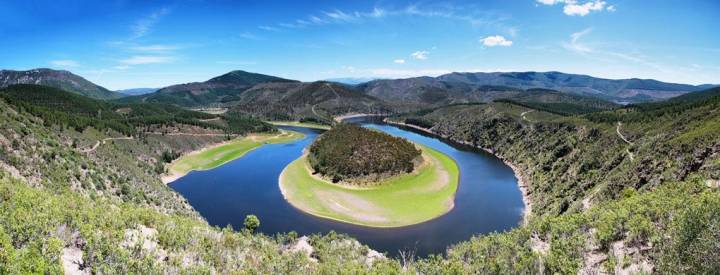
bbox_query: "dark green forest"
[308,124,421,183]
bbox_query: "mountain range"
[361,71,712,105]
[3,68,715,114]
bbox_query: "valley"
[0,68,718,273]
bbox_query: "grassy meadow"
[166,130,304,182]
[279,144,459,227]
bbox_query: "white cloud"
[120,55,175,65]
[239,32,261,40]
[563,28,593,53]
[369,8,386,18]
[411,50,429,60]
[393,59,406,64]
[323,10,357,22]
[563,1,606,16]
[50,60,79,67]
[308,16,327,24]
[130,44,179,52]
[536,0,563,4]
[258,25,280,32]
[131,7,170,39]
[259,4,509,34]
[480,35,513,47]
[537,0,612,16]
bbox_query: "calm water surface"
[170,119,524,257]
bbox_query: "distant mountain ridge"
[116,88,158,96]
[361,71,710,104]
[0,68,124,100]
[324,77,380,85]
[118,70,299,106]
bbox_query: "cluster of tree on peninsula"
[308,124,421,184]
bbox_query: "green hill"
[116,70,299,107]
[0,84,271,136]
[0,68,124,100]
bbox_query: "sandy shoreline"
[383,118,533,224]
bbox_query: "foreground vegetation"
[2,171,717,273]
[280,144,458,227]
[165,130,305,183]
[308,124,421,183]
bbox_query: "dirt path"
[520,110,535,122]
[147,132,237,137]
[198,117,221,122]
[616,122,633,144]
[616,122,635,161]
[82,136,134,153]
[82,131,233,153]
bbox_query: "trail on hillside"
[82,136,134,153]
[147,132,236,137]
[198,117,221,122]
[520,110,535,122]
[82,132,236,153]
[616,122,635,161]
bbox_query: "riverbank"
[162,130,304,184]
[278,144,459,228]
[333,113,387,123]
[267,121,331,130]
[383,118,533,224]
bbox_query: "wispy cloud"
[239,32,261,40]
[50,60,79,67]
[130,44,180,52]
[131,7,170,39]
[258,4,515,36]
[393,59,406,64]
[562,28,672,74]
[323,9,360,22]
[323,66,519,79]
[536,0,613,16]
[411,50,429,60]
[480,35,513,47]
[563,28,594,53]
[120,55,175,65]
[258,25,280,32]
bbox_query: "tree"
[244,214,260,232]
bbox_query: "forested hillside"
[227,81,392,122]
[1,84,272,136]
[391,88,720,217]
[115,70,299,107]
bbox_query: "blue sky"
[1,0,718,89]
